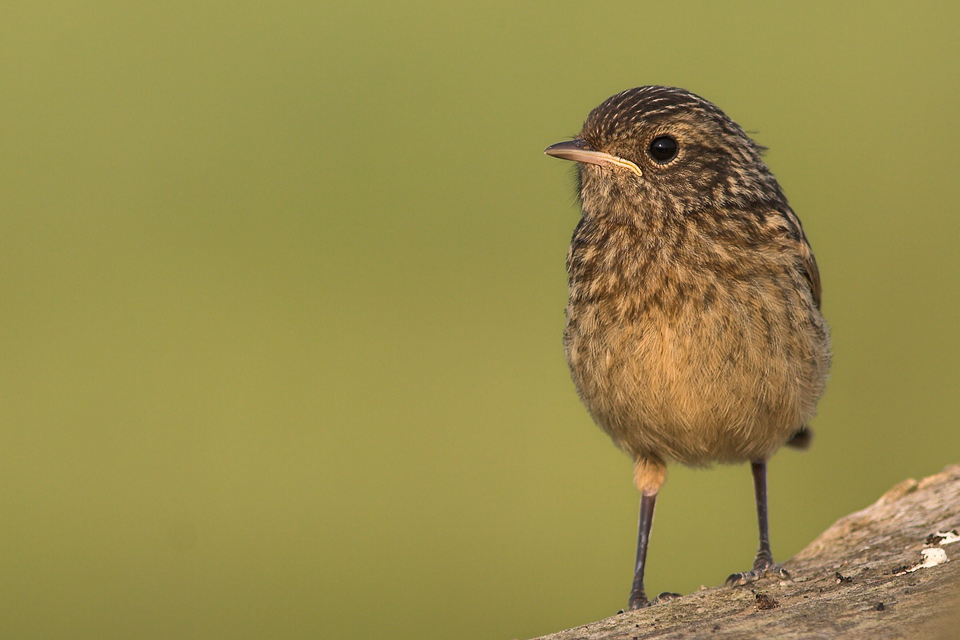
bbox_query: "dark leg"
[629,492,657,609]
[726,461,791,587]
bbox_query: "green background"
[2,2,958,639]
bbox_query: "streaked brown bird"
[544,86,830,610]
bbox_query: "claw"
[627,591,681,610]
[726,569,761,587]
[726,562,790,587]
[652,591,682,603]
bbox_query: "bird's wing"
[774,208,823,310]
[796,232,822,310]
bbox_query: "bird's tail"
[786,426,813,450]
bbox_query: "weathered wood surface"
[533,464,960,640]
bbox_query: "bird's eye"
[648,136,678,163]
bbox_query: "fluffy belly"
[565,299,822,466]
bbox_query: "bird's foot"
[653,591,682,604]
[725,560,790,587]
[625,591,681,611]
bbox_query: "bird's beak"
[543,139,642,177]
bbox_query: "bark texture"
[533,464,960,640]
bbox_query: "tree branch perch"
[532,464,960,640]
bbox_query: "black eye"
[648,135,678,163]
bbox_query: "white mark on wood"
[906,547,948,573]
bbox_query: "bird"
[544,86,831,610]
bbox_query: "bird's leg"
[726,460,791,587]
[629,458,674,609]
[629,491,657,609]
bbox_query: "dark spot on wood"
[755,593,779,610]
[924,529,956,545]
[876,602,885,611]
[924,532,944,545]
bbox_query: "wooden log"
[532,464,960,640]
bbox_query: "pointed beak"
[543,139,642,177]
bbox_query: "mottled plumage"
[545,86,830,610]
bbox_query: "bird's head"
[545,86,786,223]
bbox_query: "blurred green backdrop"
[2,2,958,639]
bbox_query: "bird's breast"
[563,221,827,465]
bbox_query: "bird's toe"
[652,591,682,604]
[725,569,762,587]
[726,561,789,588]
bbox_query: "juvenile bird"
[544,86,830,610]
